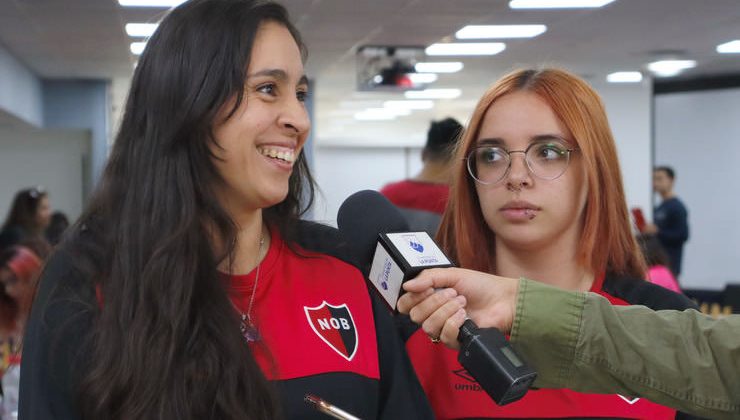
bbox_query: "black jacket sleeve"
[19,250,95,420]
[603,274,698,311]
[370,292,435,419]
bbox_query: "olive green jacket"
[510,278,740,420]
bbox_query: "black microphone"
[337,190,537,406]
[337,189,410,277]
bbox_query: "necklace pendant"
[241,322,261,342]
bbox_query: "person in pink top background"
[638,233,682,293]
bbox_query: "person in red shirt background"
[381,118,462,234]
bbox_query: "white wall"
[596,80,654,219]
[0,45,43,127]
[312,146,422,225]
[655,87,740,290]
[0,127,91,223]
[312,82,653,230]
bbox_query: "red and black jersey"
[19,221,433,420]
[400,273,698,419]
[225,222,432,418]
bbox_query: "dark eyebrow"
[477,134,570,148]
[476,138,505,147]
[247,68,309,87]
[531,134,569,143]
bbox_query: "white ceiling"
[1,0,739,145]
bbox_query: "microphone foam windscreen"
[337,190,409,270]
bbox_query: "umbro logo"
[452,369,483,392]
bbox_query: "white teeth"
[259,147,295,163]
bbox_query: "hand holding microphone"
[337,190,536,406]
[397,267,520,349]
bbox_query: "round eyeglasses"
[466,139,578,185]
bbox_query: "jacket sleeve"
[510,278,740,420]
[370,292,435,419]
[19,250,95,420]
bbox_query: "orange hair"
[438,68,645,279]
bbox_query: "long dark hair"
[61,0,313,418]
[1,187,48,234]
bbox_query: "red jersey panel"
[379,180,449,214]
[406,274,676,419]
[226,228,380,382]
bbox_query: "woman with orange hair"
[399,68,696,419]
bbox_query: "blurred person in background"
[381,118,463,234]
[398,68,696,419]
[0,246,43,420]
[644,166,689,277]
[638,233,682,294]
[45,211,70,247]
[0,187,52,251]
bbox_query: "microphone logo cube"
[385,232,451,268]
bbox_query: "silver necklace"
[237,235,264,342]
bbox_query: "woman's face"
[35,196,51,230]
[0,267,21,300]
[211,21,310,214]
[473,91,588,252]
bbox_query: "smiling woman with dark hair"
[19,1,431,419]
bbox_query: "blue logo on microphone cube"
[379,258,392,290]
[386,232,452,268]
[404,234,425,253]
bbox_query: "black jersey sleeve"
[19,249,95,420]
[370,292,435,419]
[603,273,699,310]
[292,220,359,266]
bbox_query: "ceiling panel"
[0,0,739,138]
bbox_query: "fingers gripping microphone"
[337,190,537,405]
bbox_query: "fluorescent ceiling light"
[405,89,462,99]
[606,71,643,83]
[119,0,186,6]
[130,41,147,55]
[383,107,412,116]
[354,109,398,121]
[509,0,616,8]
[717,40,740,53]
[125,23,158,37]
[425,43,505,56]
[383,100,435,110]
[415,62,464,73]
[327,110,357,117]
[456,25,547,39]
[339,100,384,109]
[407,73,439,84]
[647,60,696,77]
[358,107,411,117]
